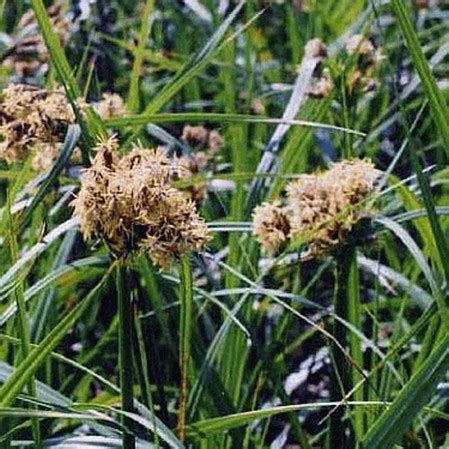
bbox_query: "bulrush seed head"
[72,137,211,268]
[0,83,76,168]
[287,159,380,257]
[4,1,71,78]
[95,93,127,120]
[252,202,291,253]
[177,125,225,203]
[252,159,380,258]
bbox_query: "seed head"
[0,84,76,166]
[96,93,127,119]
[286,159,380,257]
[72,138,211,267]
[304,38,328,59]
[252,202,291,253]
[252,159,380,258]
[346,35,375,56]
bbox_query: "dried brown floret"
[4,1,71,78]
[304,38,328,59]
[207,130,224,156]
[307,71,333,98]
[413,0,441,8]
[346,35,375,56]
[177,126,225,203]
[0,84,76,166]
[96,93,127,119]
[252,202,291,253]
[182,125,209,147]
[344,35,384,94]
[72,138,211,267]
[286,159,380,257]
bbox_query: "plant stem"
[6,194,41,448]
[178,255,193,442]
[328,246,356,449]
[117,262,135,449]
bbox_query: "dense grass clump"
[0,1,449,448]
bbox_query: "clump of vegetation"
[0,1,449,449]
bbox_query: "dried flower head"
[4,1,71,78]
[252,202,291,252]
[307,71,333,98]
[304,38,328,59]
[346,35,375,56]
[286,159,380,257]
[182,125,210,147]
[251,159,380,258]
[96,93,127,119]
[177,125,225,203]
[72,137,211,268]
[0,84,76,166]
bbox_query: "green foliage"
[1,1,449,448]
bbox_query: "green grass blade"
[127,0,155,113]
[0,263,115,408]
[187,402,386,436]
[178,255,193,442]
[29,0,105,151]
[362,334,449,449]
[105,112,364,135]
[19,124,80,233]
[391,0,449,160]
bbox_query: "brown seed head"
[96,93,127,120]
[286,159,380,257]
[346,35,375,56]
[304,38,328,59]
[72,138,211,267]
[252,202,291,253]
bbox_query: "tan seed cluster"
[345,35,385,93]
[252,202,291,253]
[72,137,211,268]
[4,1,71,78]
[179,125,225,203]
[95,93,127,120]
[252,159,380,257]
[0,84,75,168]
[303,38,333,99]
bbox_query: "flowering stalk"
[178,254,193,442]
[328,246,356,449]
[116,262,135,449]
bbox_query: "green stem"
[328,247,356,449]
[347,250,364,440]
[5,194,41,448]
[117,262,135,449]
[178,255,193,442]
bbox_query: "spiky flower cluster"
[178,125,225,203]
[303,38,333,99]
[0,84,75,169]
[94,93,127,120]
[252,159,380,258]
[345,35,385,93]
[72,137,211,268]
[4,1,71,78]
